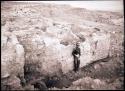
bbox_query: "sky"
[13,0,123,12]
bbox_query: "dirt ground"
[47,55,124,90]
[23,53,124,90]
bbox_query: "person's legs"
[74,57,77,72]
[76,58,79,71]
[74,57,79,71]
[77,59,80,71]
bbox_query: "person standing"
[72,42,81,72]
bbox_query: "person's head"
[76,42,80,47]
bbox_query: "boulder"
[1,76,23,90]
[1,31,25,78]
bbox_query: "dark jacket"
[72,47,81,57]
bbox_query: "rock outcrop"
[50,76,124,90]
[1,30,25,78]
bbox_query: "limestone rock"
[1,31,25,78]
[1,76,23,90]
[1,2,117,76]
[1,2,123,90]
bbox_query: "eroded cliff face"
[1,2,124,90]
